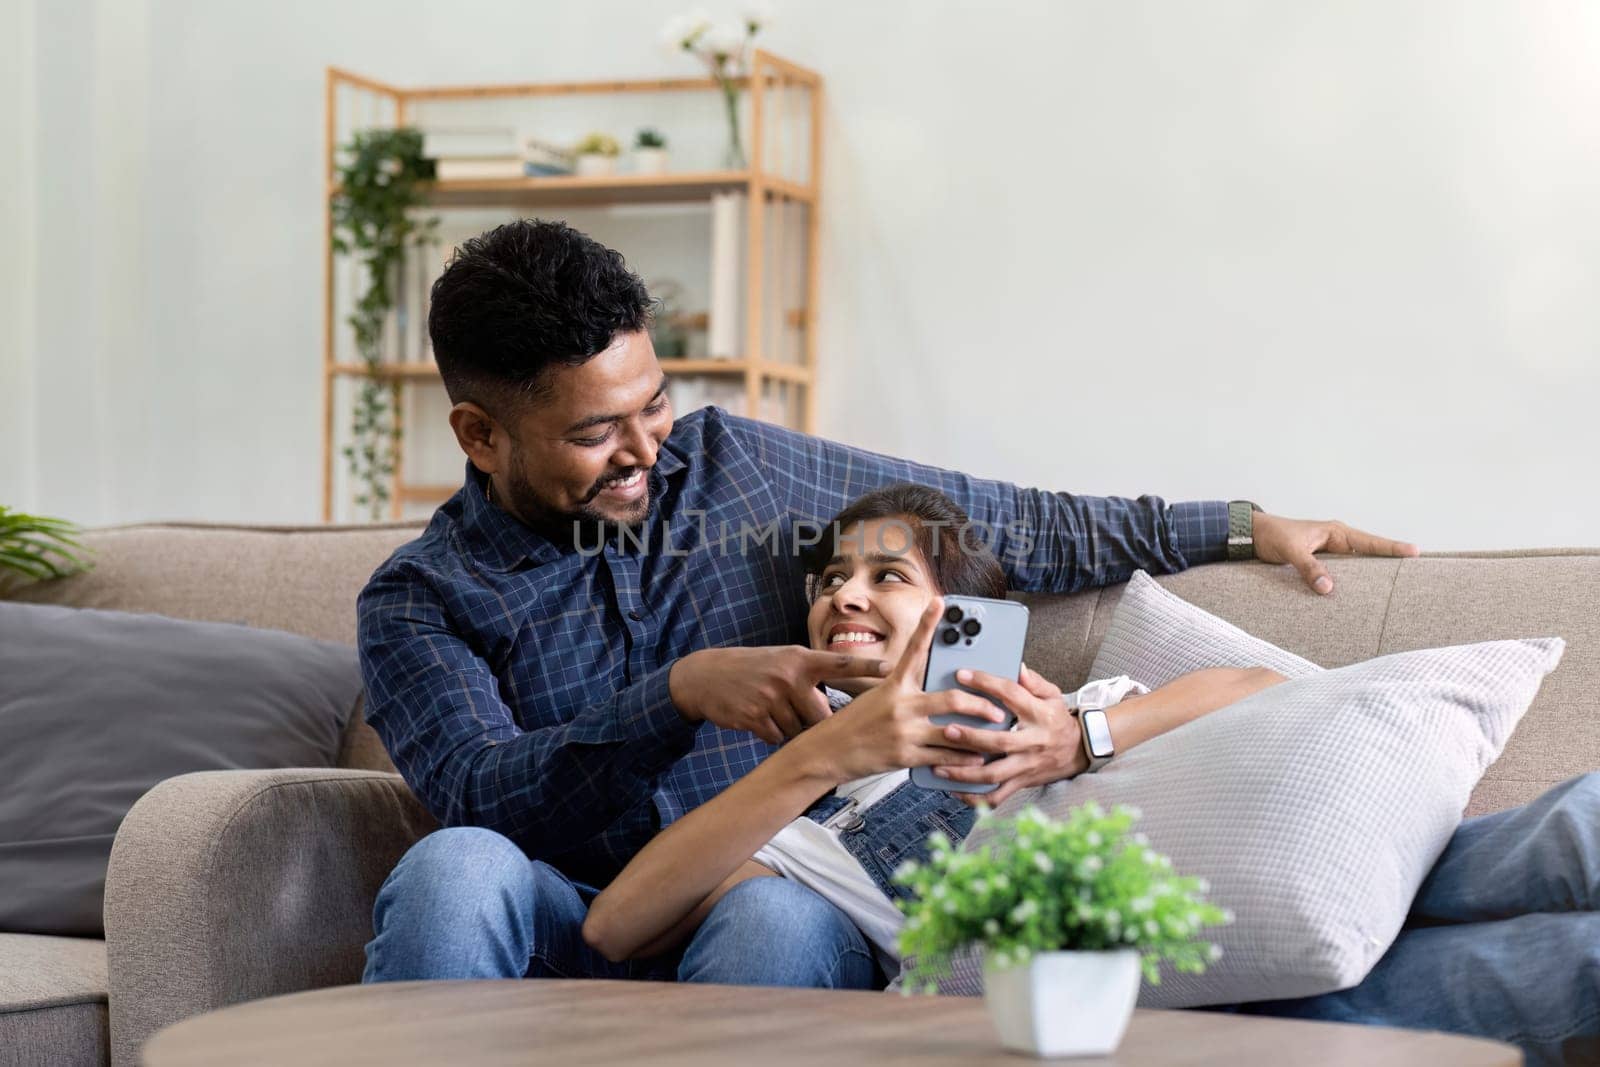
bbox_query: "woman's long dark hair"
[802,483,1007,600]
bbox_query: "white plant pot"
[575,153,616,177]
[983,950,1141,1058]
[633,147,669,174]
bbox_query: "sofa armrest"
[103,768,436,1067]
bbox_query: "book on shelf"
[707,191,745,359]
[434,157,527,181]
[523,137,575,173]
[667,378,747,419]
[421,127,519,159]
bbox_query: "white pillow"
[1090,569,1323,686]
[933,577,1564,1008]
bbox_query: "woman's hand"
[928,663,1084,809]
[790,596,1003,783]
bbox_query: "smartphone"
[910,595,1030,794]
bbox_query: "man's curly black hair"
[427,219,653,417]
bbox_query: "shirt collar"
[458,436,689,574]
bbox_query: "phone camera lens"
[944,605,964,624]
[962,618,982,637]
[940,627,961,645]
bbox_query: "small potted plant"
[573,132,621,177]
[895,803,1230,1058]
[634,128,669,174]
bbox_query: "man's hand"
[930,663,1085,809]
[1251,513,1420,596]
[668,645,891,745]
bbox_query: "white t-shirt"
[751,676,1149,977]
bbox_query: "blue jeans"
[361,826,880,988]
[1222,772,1600,1066]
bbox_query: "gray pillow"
[0,601,360,936]
[1091,570,1323,686]
[928,574,1564,1006]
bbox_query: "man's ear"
[448,402,504,475]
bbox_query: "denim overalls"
[799,775,977,906]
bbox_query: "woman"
[582,484,1286,981]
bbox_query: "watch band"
[1227,500,1262,561]
[1076,708,1114,773]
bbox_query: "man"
[357,219,1417,988]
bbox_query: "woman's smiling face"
[806,517,939,695]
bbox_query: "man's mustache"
[582,467,648,503]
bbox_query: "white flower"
[660,9,712,53]
[931,883,948,900]
[1207,943,1224,961]
[1081,855,1103,874]
[1129,897,1152,914]
[1220,908,1236,925]
[1032,852,1055,874]
[702,20,747,58]
[1104,909,1121,926]
[971,879,989,895]
[741,0,773,33]
[1123,926,1140,942]
[993,950,1011,969]
[1195,877,1211,894]
[983,919,1001,937]
[1085,831,1102,847]
[1144,919,1160,937]
[1009,899,1040,924]
[943,900,959,914]
[993,874,1010,891]
[1132,832,1149,846]
[893,860,920,880]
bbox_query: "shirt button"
[627,610,642,621]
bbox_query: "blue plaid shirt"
[357,406,1227,883]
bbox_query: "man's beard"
[497,452,653,547]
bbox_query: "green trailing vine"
[330,127,438,519]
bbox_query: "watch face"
[1083,709,1115,758]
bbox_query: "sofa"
[1,522,1595,1066]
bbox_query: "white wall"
[6,0,1598,549]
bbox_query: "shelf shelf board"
[330,359,812,383]
[417,171,797,209]
[321,172,818,209]
[397,484,459,503]
[329,362,443,379]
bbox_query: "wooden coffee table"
[142,979,1521,1066]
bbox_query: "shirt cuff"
[616,663,701,767]
[1169,500,1229,566]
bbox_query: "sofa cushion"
[1019,637,1563,1007]
[0,932,109,1067]
[932,577,1564,1005]
[0,602,360,937]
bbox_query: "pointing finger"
[890,596,945,687]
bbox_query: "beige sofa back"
[7,524,1596,818]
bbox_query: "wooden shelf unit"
[322,53,823,521]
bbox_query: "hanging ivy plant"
[330,127,438,520]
